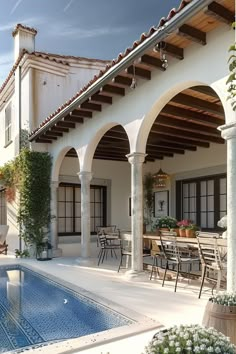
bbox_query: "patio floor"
[1,254,211,354]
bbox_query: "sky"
[0,0,180,85]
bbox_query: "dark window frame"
[176,173,226,231]
[58,182,107,236]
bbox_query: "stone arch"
[132,80,225,153]
[77,122,131,171]
[51,146,80,181]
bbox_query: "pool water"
[0,265,132,353]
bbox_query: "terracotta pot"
[179,228,186,237]
[185,229,195,238]
[172,228,180,236]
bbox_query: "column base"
[52,248,62,258]
[124,269,148,281]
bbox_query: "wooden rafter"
[171,93,224,116]
[71,109,92,118]
[64,115,84,124]
[90,93,112,104]
[50,126,69,133]
[178,24,206,45]
[150,133,210,148]
[189,85,219,99]
[80,101,102,111]
[126,65,151,80]
[101,84,125,96]
[206,2,235,24]
[139,55,165,70]
[112,75,132,87]
[158,42,184,60]
[57,121,76,129]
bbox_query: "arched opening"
[143,84,226,232]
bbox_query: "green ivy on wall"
[0,149,52,253]
[226,22,236,111]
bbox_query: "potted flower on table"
[155,216,178,233]
[177,219,192,237]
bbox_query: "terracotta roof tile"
[12,24,37,37]
[34,51,110,64]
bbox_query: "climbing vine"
[226,22,236,110]
[0,149,52,252]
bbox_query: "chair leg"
[198,266,206,299]
[150,256,156,280]
[174,263,180,292]
[98,249,104,266]
[162,262,168,287]
[118,254,123,273]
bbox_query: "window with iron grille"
[176,174,226,230]
[5,102,12,146]
[58,183,107,235]
[0,189,7,225]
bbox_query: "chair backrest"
[197,237,222,270]
[160,235,180,263]
[196,231,220,238]
[97,234,107,248]
[97,225,116,235]
[0,225,9,244]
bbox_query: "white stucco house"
[0,24,110,252]
[1,0,236,288]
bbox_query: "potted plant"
[177,219,192,237]
[155,216,177,231]
[203,293,236,345]
[185,223,199,238]
[217,215,227,238]
[144,324,236,353]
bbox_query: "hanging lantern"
[153,168,169,188]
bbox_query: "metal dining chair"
[197,237,227,298]
[97,233,121,266]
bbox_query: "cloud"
[10,0,24,15]
[49,23,127,39]
[63,0,74,12]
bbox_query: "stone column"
[127,152,146,275]
[78,171,93,258]
[50,181,62,257]
[220,123,236,292]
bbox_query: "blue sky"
[0,0,180,85]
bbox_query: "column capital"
[218,123,236,141]
[126,152,146,165]
[77,171,93,182]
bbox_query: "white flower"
[217,215,227,229]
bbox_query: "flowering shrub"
[144,324,236,353]
[177,219,192,229]
[210,292,236,306]
[155,216,177,229]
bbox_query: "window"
[58,183,107,235]
[5,102,12,146]
[176,174,226,230]
[0,189,7,225]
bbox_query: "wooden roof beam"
[126,65,151,80]
[178,24,206,45]
[162,105,223,126]
[90,93,112,104]
[149,133,209,148]
[147,146,185,154]
[101,84,125,96]
[171,93,224,117]
[35,138,52,143]
[205,2,235,24]
[44,131,63,137]
[57,121,76,129]
[160,42,184,60]
[50,126,69,133]
[64,115,84,124]
[80,102,102,112]
[152,125,224,144]
[147,139,197,151]
[71,109,92,118]
[157,115,221,137]
[42,134,57,140]
[112,75,132,87]
[139,55,165,70]
[190,85,219,99]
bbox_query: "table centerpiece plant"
[144,323,236,354]
[155,216,178,232]
[177,219,193,237]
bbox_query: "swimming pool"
[0,264,132,353]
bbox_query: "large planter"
[203,300,236,345]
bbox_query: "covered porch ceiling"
[30,0,234,161]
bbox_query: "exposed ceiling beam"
[157,115,221,137]
[64,115,84,124]
[72,109,92,118]
[159,42,184,60]
[147,139,197,151]
[178,24,206,45]
[171,93,224,116]
[161,105,223,126]
[126,65,151,80]
[112,75,132,87]
[90,93,112,104]
[50,126,69,133]
[150,133,210,148]
[152,125,224,144]
[139,55,165,70]
[101,84,125,96]
[205,1,235,24]
[189,85,219,99]
[80,102,102,112]
[147,146,184,154]
[57,121,76,129]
